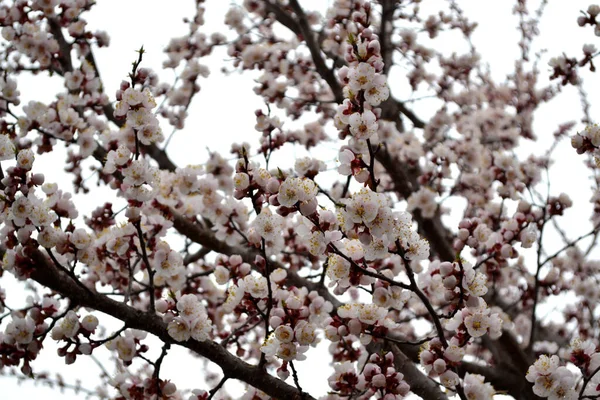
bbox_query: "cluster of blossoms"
[444,298,503,340]
[334,16,389,187]
[50,311,101,365]
[101,82,164,202]
[0,19,59,68]
[105,329,148,364]
[162,294,212,342]
[108,359,178,399]
[526,355,578,399]
[327,352,410,399]
[572,124,600,156]
[1,0,600,398]
[419,337,467,389]
[114,85,164,146]
[578,4,600,35]
[252,275,330,368]
[324,301,396,348]
[462,373,495,400]
[151,241,186,290]
[160,1,214,129]
[451,200,553,281]
[1,296,61,375]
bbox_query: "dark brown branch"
[27,249,314,400]
[378,148,455,262]
[379,0,397,76]
[47,18,73,74]
[387,343,449,400]
[288,0,343,102]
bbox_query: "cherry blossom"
[0,0,599,399]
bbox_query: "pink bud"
[163,382,177,396]
[31,173,45,185]
[348,318,362,335]
[439,262,454,276]
[458,228,470,241]
[433,358,447,374]
[155,299,169,313]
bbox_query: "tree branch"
[26,248,314,400]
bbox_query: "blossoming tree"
[1,0,600,399]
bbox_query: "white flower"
[520,225,538,248]
[243,275,268,298]
[338,149,355,176]
[223,284,244,312]
[337,304,359,319]
[122,88,144,107]
[440,370,460,388]
[5,317,35,344]
[346,189,384,224]
[407,187,437,218]
[0,134,15,160]
[372,287,390,308]
[233,172,250,190]
[403,231,430,261]
[274,325,294,343]
[306,231,327,256]
[276,342,298,361]
[527,354,560,380]
[214,265,230,285]
[252,207,284,240]
[11,195,32,222]
[17,148,34,170]
[444,340,466,363]
[81,315,99,332]
[365,207,393,238]
[37,226,62,248]
[122,159,153,186]
[176,294,205,324]
[463,267,488,297]
[463,373,495,400]
[168,317,192,342]
[190,316,212,341]
[58,310,80,338]
[126,108,154,129]
[348,62,376,91]
[137,121,163,145]
[357,303,387,325]
[329,362,359,391]
[277,177,318,207]
[344,239,364,260]
[326,254,351,284]
[348,110,378,140]
[464,311,490,337]
[70,228,92,250]
[270,268,286,282]
[294,321,317,345]
[115,336,136,361]
[261,333,279,357]
[364,75,389,106]
[154,242,184,278]
[364,237,389,261]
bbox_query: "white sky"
[2,0,600,398]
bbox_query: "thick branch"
[27,249,313,400]
[379,0,396,76]
[387,344,449,400]
[287,0,343,102]
[45,17,178,174]
[457,358,540,400]
[377,148,455,262]
[170,211,339,308]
